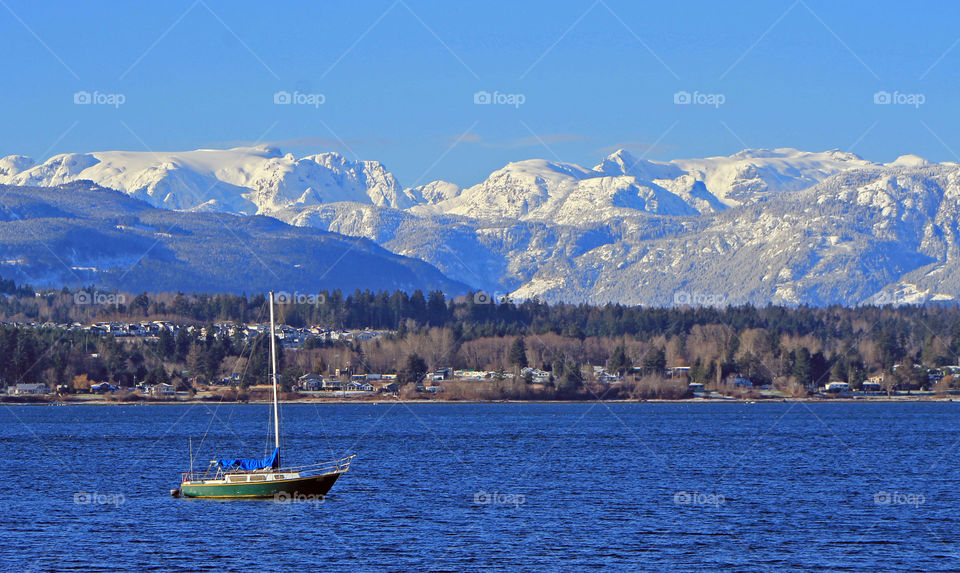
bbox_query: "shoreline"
[5,396,958,405]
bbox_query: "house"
[12,383,49,395]
[90,382,117,394]
[322,379,344,391]
[432,368,453,380]
[824,381,851,394]
[147,383,176,398]
[376,382,399,394]
[298,373,324,391]
[861,381,883,393]
[220,373,241,385]
[595,370,621,384]
[667,366,692,379]
[520,367,551,384]
[453,370,491,381]
[345,381,374,392]
[725,375,753,387]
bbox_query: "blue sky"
[0,0,957,186]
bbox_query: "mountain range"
[0,181,467,296]
[0,145,955,306]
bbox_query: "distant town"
[1,287,960,403]
[4,317,959,403]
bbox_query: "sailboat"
[173,291,354,499]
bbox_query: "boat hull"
[180,472,342,499]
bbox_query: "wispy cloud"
[453,133,484,145]
[455,132,590,149]
[215,136,394,151]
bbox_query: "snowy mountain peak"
[0,143,914,229]
[0,146,414,214]
[0,155,35,177]
[886,154,933,169]
[594,150,685,181]
[409,180,461,205]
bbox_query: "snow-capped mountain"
[0,181,468,295]
[669,148,873,205]
[432,159,703,223]
[0,146,415,214]
[4,143,960,306]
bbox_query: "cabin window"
[227,475,247,483]
[248,475,266,482]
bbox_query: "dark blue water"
[1,402,958,571]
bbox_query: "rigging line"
[195,391,226,461]
[202,402,252,447]
[122,400,196,473]
[195,301,266,460]
[313,403,338,461]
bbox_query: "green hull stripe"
[180,473,342,498]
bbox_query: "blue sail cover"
[216,447,280,471]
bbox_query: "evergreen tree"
[174,328,192,363]
[157,328,175,359]
[398,353,428,386]
[558,360,583,394]
[793,347,813,386]
[606,344,632,376]
[509,337,528,369]
[641,347,666,375]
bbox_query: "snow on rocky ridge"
[0,145,414,215]
[3,144,957,306]
[0,145,878,220]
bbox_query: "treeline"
[0,324,287,392]
[13,285,960,348]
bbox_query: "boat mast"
[269,291,280,453]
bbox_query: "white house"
[345,380,374,392]
[520,367,551,383]
[824,381,851,394]
[147,383,176,397]
[12,383,48,395]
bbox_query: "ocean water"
[1,401,958,572]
